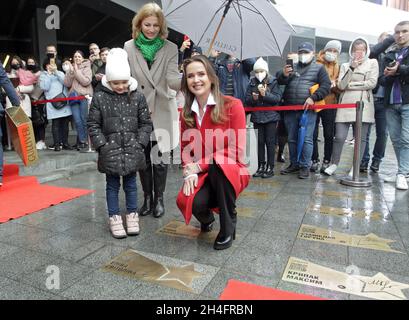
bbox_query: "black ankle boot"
[253,162,266,178]
[139,193,153,216]
[261,164,274,178]
[152,163,168,218]
[153,195,165,218]
[213,229,235,250]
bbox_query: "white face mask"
[299,53,313,64]
[255,71,267,82]
[324,52,337,62]
[62,64,70,72]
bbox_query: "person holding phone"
[277,42,331,179]
[324,38,379,177]
[245,57,282,178]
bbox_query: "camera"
[388,60,397,68]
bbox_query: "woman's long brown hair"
[181,55,226,128]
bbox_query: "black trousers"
[254,121,277,167]
[51,116,70,145]
[192,164,237,238]
[139,140,168,195]
[312,109,336,162]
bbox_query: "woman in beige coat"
[324,38,379,176]
[124,3,181,218]
[64,50,93,150]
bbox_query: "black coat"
[91,64,106,93]
[380,46,409,106]
[244,75,282,123]
[277,62,331,106]
[87,86,153,176]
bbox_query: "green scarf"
[134,33,165,64]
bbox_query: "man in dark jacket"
[92,47,109,93]
[214,54,255,104]
[0,64,20,187]
[277,42,331,179]
[380,20,409,190]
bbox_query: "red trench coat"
[176,96,250,224]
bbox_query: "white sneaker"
[41,141,47,150]
[382,174,397,183]
[125,212,140,236]
[324,164,337,176]
[109,215,127,239]
[36,141,43,150]
[396,174,408,190]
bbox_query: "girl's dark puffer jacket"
[87,86,152,176]
[244,75,282,124]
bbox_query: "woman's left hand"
[183,175,198,196]
[183,163,201,177]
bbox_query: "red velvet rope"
[31,95,87,106]
[177,103,356,113]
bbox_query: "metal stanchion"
[340,101,371,187]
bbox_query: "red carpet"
[220,280,326,300]
[0,164,94,223]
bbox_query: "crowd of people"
[1,2,408,250]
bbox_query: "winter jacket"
[336,38,379,123]
[277,61,331,106]
[379,45,409,106]
[124,39,181,154]
[87,81,153,177]
[64,59,93,96]
[316,51,341,105]
[216,58,255,103]
[91,63,106,93]
[39,71,72,120]
[0,64,19,117]
[244,75,282,123]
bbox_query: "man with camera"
[380,21,409,190]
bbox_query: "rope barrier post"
[340,101,371,188]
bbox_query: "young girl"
[87,48,153,239]
[245,57,282,178]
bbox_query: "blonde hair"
[181,55,226,128]
[131,3,168,40]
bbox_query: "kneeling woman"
[176,55,250,250]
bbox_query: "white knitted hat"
[105,48,130,81]
[253,57,269,73]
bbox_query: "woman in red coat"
[176,55,250,250]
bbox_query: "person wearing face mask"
[324,38,379,177]
[26,57,48,150]
[6,56,37,118]
[277,42,331,179]
[245,57,282,178]
[311,40,342,174]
